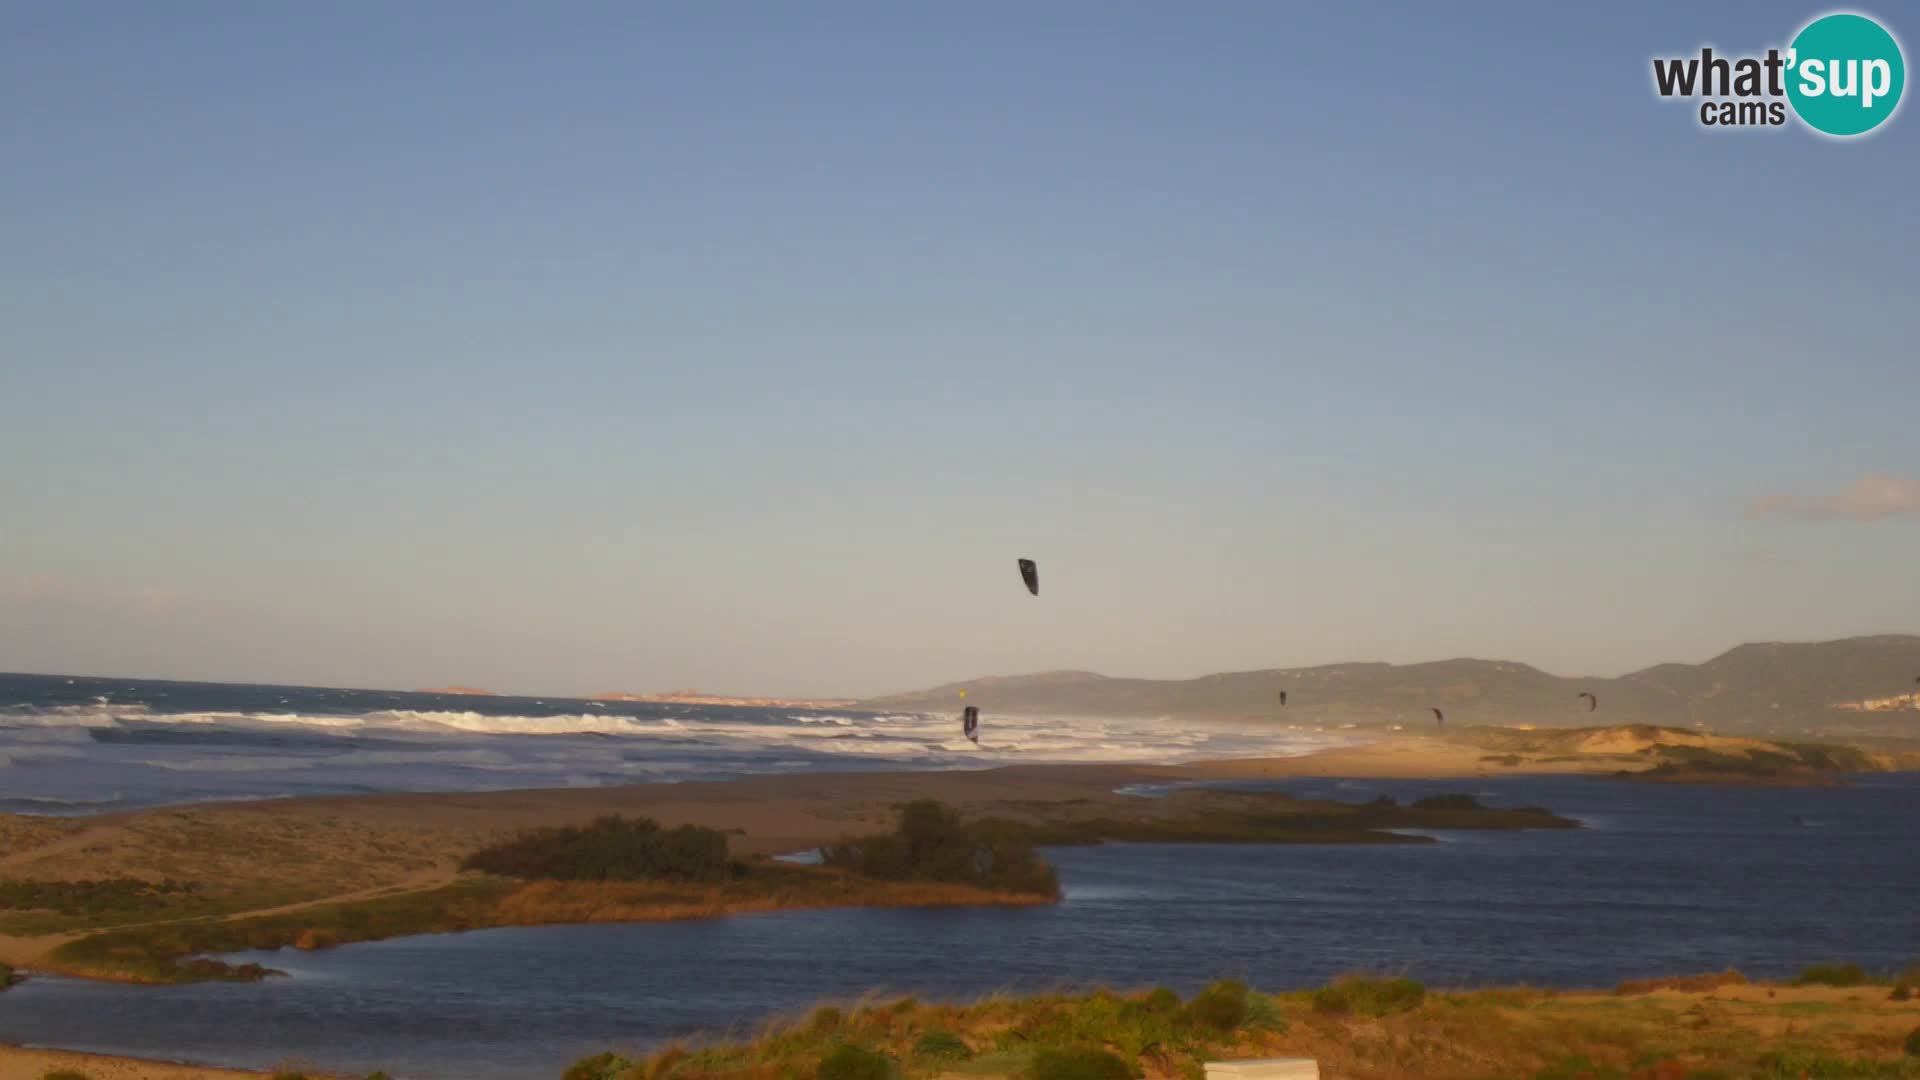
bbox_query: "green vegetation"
[1183,978,1249,1032]
[0,875,246,936]
[817,1044,894,1080]
[1310,976,1426,1017]
[823,800,1060,897]
[912,1030,971,1062]
[1796,962,1872,987]
[1531,1056,1621,1080]
[1753,1051,1920,1077]
[42,1071,91,1080]
[1625,742,1876,785]
[1028,1047,1133,1080]
[0,877,195,915]
[1,961,19,989]
[567,974,1920,1080]
[1908,1028,1920,1058]
[461,816,735,883]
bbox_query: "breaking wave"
[0,673,1342,814]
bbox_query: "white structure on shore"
[1205,1058,1320,1080]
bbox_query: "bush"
[1311,976,1426,1017]
[817,1044,892,1080]
[1028,1047,1133,1080]
[1185,979,1249,1032]
[1793,962,1869,987]
[1907,1027,1920,1057]
[821,801,1059,896]
[807,1006,844,1034]
[1894,986,1913,1002]
[366,1074,393,1080]
[1243,990,1286,1033]
[43,1072,91,1080]
[1,962,18,989]
[462,816,734,883]
[913,1031,971,1061]
[1141,987,1181,1013]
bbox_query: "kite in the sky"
[1018,558,1039,596]
[962,705,980,744]
[1577,691,1598,712]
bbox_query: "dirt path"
[0,865,461,970]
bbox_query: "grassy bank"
[46,807,1061,984]
[564,969,1920,1080]
[1621,742,1877,786]
[46,865,1060,984]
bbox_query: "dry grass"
[562,978,1920,1080]
[45,863,1052,983]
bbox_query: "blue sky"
[3,2,1916,696]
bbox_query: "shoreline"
[1,733,1896,981]
[0,1041,300,1080]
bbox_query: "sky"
[2,2,1917,697]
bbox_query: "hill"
[859,635,1920,736]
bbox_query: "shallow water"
[3,774,1915,1079]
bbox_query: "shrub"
[821,800,1059,896]
[1243,990,1286,1033]
[462,816,734,882]
[1141,987,1181,1014]
[562,1052,635,1080]
[1907,1027,1920,1057]
[1792,962,1869,987]
[366,1074,393,1080]
[913,1030,971,1061]
[1028,1047,1133,1080]
[808,1006,845,1034]
[1312,976,1426,1017]
[817,1044,892,1080]
[43,1072,91,1080]
[1185,979,1249,1032]
[1894,986,1913,1002]
[1,962,18,989]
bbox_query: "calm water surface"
[2,775,1916,1079]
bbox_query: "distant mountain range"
[857,635,1920,737]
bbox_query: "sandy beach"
[0,1044,300,1080]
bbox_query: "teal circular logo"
[1787,13,1905,136]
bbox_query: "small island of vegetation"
[46,803,1061,985]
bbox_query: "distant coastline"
[590,690,858,708]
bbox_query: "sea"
[1,673,1917,1079]
[0,672,1336,815]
